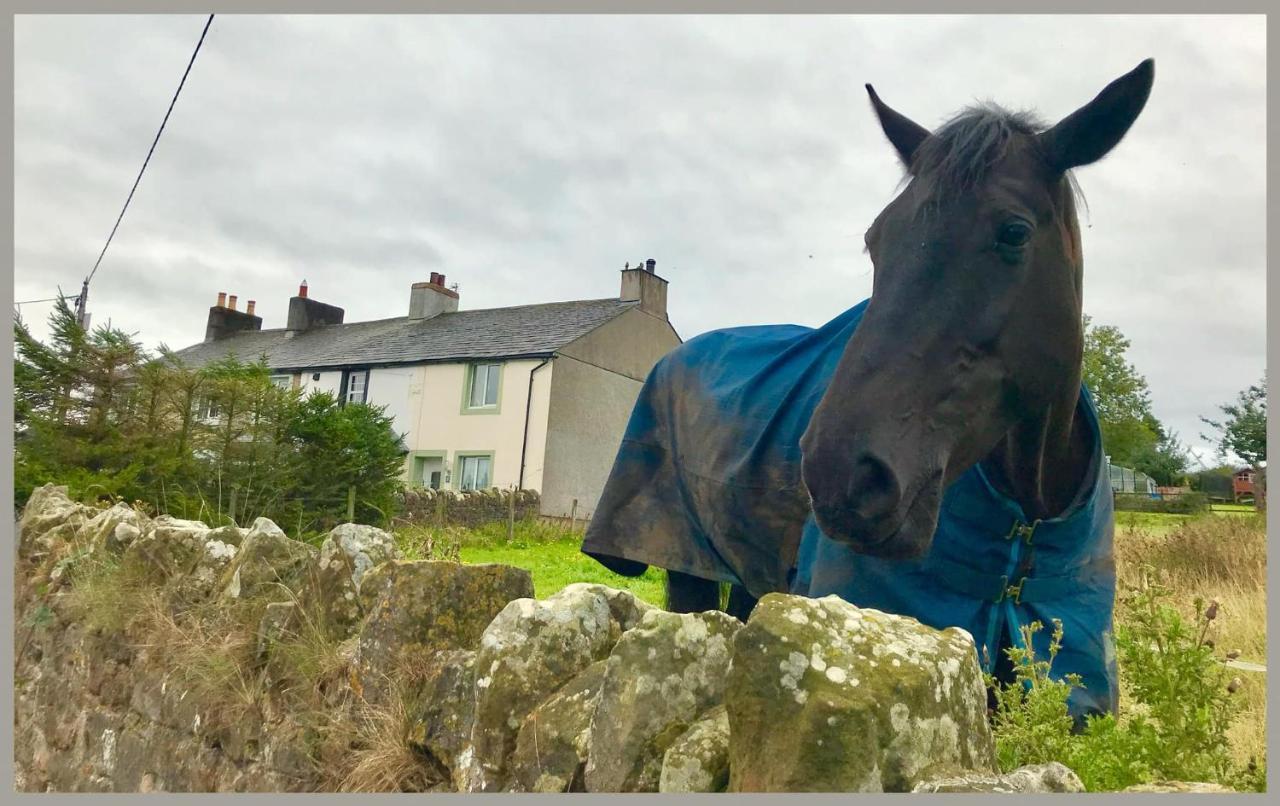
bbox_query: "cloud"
[14,14,1266,462]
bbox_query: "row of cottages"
[171,262,680,519]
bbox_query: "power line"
[83,14,215,289]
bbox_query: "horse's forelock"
[909,104,1047,197]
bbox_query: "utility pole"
[72,279,90,330]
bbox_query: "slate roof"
[170,297,638,371]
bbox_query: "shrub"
[988,569,1261,791]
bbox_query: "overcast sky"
[14,14,1266,466]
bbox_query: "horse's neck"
[980,387,1093,521]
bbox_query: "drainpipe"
[518,357,552,490]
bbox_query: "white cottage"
[172,262,680,519]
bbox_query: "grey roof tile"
[169,297,636,370]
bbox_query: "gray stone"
[463,583,654,792]
[305,523,400,637]
[584,609,742,793]
[408,649,478,791]
[218,518,316,601]
[913,761,1086,793]
[725,594,996,793]
[18,485,95,560]
[509,660,609,793]
[659,704,731,793]
[1124,781,1237,793]
[79,502,147,556]
[353,560,533,705]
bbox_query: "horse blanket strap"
[927,556,1085,605]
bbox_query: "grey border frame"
[4,6,1273,806]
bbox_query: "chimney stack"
[409,274,460,320]
[205,290,263,343]
[287,281,344,332]
[620,257,669,319]
[246,300,256,316]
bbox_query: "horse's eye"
[998,220,1034,248]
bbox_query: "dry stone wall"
[14,483,1079,793]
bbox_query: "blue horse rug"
[582,298,1118,720]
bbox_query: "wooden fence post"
[507,486,516,543]
[569,498,578,533]
[347,486,356,523]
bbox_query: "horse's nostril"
[847,455,901,521]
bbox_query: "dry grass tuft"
[1114,512,1267,769]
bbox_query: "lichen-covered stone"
[725,594,996,793]
[18,485,96,560]
[1123,781,1237,793]
[408,648,478,791]
[305,523,400,637]
[353,560,533,704]
[584,609,742,793]
[463,583,654,792]
[659,704,730,793]
[914,762,1085,793]
[509,660,609,793]
[80,502,147,555]
[218,518,316,601]
[121,522,209,584]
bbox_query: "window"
[199,397,221,421]
[269,374,291,390]
[344,370,369,405]
[467,363,501,409]
[458,455,492,491]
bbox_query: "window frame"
[461,362,504,415]
[341,368,370,406]
[454,452,495,492]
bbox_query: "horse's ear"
[866,84,930,168]
[1039,59,1155,173]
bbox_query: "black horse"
[583,61,1154,633]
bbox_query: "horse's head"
[801,60,1154,559]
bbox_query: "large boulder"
[914,762,1086,793]
[218,518,316,601]
[509,660,609,793]
[463,583,654,792]
[658,704,731,793]
[305,523,400,637]
[352,560,533,704]
[725,594,996,792]
[584,609,742,793]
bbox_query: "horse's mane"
[909,102,1087,212]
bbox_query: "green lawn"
[460,536,666,606]
[433,508,1258,606]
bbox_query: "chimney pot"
[646,258,656,273]
[246,300,256,316]
[228,294,238,311]
[299,280,308,299]
[438,273,446,287]
[216,291,227,307]
[430,272,440,285]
